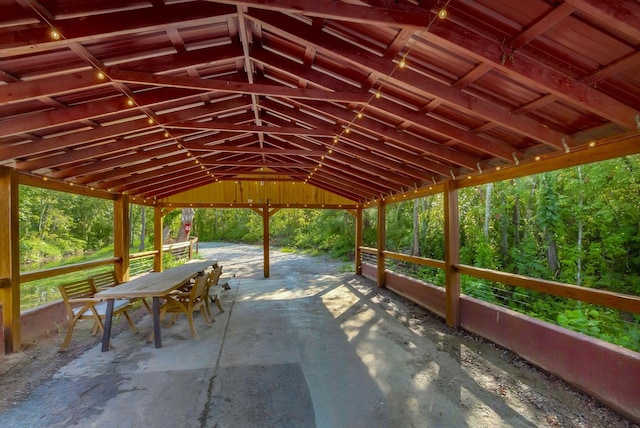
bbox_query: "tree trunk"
[411,198,420,256]
[139,206,146,251]
[483,183,492,239]
[576,166,583,286]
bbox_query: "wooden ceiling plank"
[565,0,640,43]
[0,70,107,104]
[296,99,480,169]
[141,175,217,199]
[254,46,515,161]
[214,0,429,29]
[0,95,252,164]
[270,102,464,175]
[427,13,640,130]
[263,110,438,181]
[74,152,192,186]
[49,144,182,180]
[0,3,237,54]
[280,133,419,188]
[124,167,208,196]
[165,120,334,137]
[580,51,640,86]
[189,145,325,155]
[109,162,202,193]
[248,9,567,150]
[105,68,370,103]
[508,3,576,50]
[15,129,188,171]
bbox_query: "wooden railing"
[19,237,199,285]
[358,246,640,315]
[19,257,120,283]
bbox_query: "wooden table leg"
[101,299,115,352]
[152,296,162,348]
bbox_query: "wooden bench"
[58,277,138,350]
[90,271,151,314]
[91,271,119,290]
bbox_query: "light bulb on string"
[438,7,448,19]
[50,28,61,40]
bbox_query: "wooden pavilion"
[1,0,640,419]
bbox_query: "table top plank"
[95,260,217,299]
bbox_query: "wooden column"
[377,199,386,287]
[263,205,270,278]
[444,180,461,327]
[0,167,21,353]
[355,207,363,275]
[114,194,130,283]
[154,206,163,272]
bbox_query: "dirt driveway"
[0,242,637,427]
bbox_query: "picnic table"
[95,259,217,351]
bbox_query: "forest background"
[18,156,640,352]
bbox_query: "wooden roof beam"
[105,68,371,104]
[165,120,334,137]
[427,10,640,130]
[214,0,430,29]
[278,133,419,189]
[15,129,193,172]
[261,102,452,177]
[565,0,640,43]
[253,46,515,161]
[247,9,568,150]
[264,114,436,182]
[0,2,237,55]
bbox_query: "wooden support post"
[263,205,270,278]
[154,206,163,272]
[355,206,363,275]
[444,180,461,327]
[114,194,130,283]
[377,199,386,287]
[0,167,21,353]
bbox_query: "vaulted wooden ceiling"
[1,0,639,203]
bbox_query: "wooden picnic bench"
[58,277,137,350]
[95,259,217,351]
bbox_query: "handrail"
[456,264,640,315]
[357,245,640,315]
[360,246,378,255]
[130,250,158,259]
[163,241,192,250]
[383,250,446,269]
[20,257,120,283]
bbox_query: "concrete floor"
[0,243,545,427]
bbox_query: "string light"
[438,8,448,19]
[50,28,61,40]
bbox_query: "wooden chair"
[90,271,152,314]
[160,272,212,339]
[58,278,137,350]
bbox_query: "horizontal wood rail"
[383,250,446,270]
[358,246,640,315]
[20,257,120,283]
[457,264,640,315]
[130,250,158,259]
[360,246,378,255]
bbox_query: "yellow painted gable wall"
[161,180,357,207]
